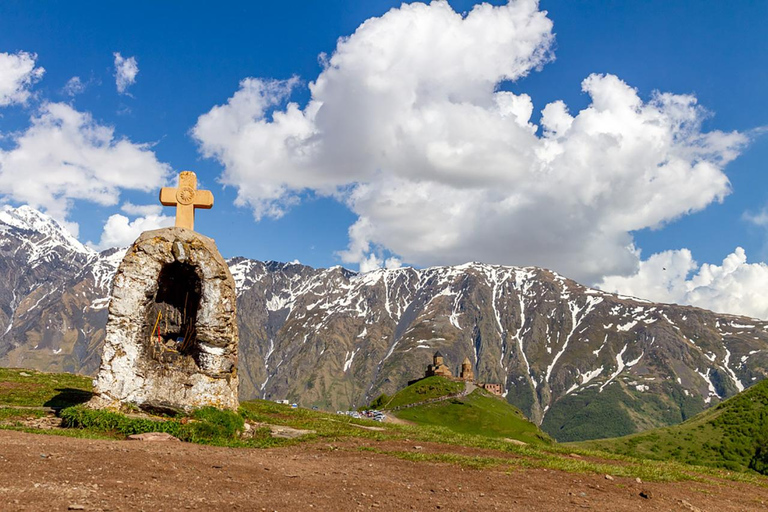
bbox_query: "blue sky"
[1,1,767,316]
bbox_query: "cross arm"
[159,187,178,206]
[193,190,214,209]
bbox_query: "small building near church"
[480,383,503,396]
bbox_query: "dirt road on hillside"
[0,430,765,511]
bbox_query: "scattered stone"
[349,423,385,432]
[569,453,582,458]
[679,499,702,512]
[18,371,31,377]
[635,477,642,484]
[639,490,652,499]
[504,438,527,446]
[68,505,85,511]
[413,446,424,450]
[24,416,63,430]
[269,425,315,439]
[604,474,614,481]
[126,432,181,442]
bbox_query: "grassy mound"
[373,376,464,409]
[574,379,768,473]
[394,388,552,444]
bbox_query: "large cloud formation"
[0,102,171,236]
[598,248,768,319]
[194,0,747,284]
[0,51,44,106]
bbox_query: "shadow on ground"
[44,388,93,409]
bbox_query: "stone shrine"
[90,171,239,412]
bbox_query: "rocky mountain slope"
[1,205,767,440]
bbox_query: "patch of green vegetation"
[574,379,768,474]
[0,407,47,421]
[0,423,116,440]
[367,393,390,410]
[356,446,757,484]
[394,389,552,445]
[239,399,393,443]
[504,378,535,418]
[359,446,503,470]
[378,376,464,409]
[60,405,247,445]
[541,380,705,442]
[0,368,92,408]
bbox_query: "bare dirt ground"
[0,430,766,511]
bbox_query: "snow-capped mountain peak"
[0,205,93,265]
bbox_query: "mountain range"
[1,205,767,441]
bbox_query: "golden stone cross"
[159,171,214,231]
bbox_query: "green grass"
[573,379,768,474]
[378,447,764,485]
[376,376,464,409]
[2,367,767,486]
[395,389,552,444]
[0,407,47,421]
[0,368,92,408]
[60,405,247,445]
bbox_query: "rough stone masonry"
[90,172,239,412]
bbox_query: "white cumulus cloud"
[598,248,768,320]
[120,202,163,216]
[194,0,748,286]
[0,51,44,106]
[0,102,171,235]
[90,209,174,250]
[62,76,86,96]
[113,52,138,95]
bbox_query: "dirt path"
[0,430,766,511]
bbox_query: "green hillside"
[379,376,552,445]
[574,379,768,473]
[541,380,705,442]
[371,376,464,409]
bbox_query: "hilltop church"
[423,351,502,396]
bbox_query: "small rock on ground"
[127,432,181,442]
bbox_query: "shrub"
[60,405,244,444]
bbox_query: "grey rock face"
[91,227,239,411]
